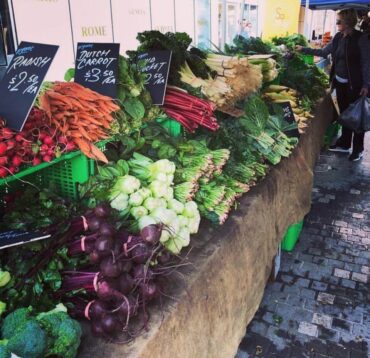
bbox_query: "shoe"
[348,152,364,161]
[328,145,351,153]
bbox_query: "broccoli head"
[7,320,46,358]
[0,340,10,358]
[1,307,32,339]
[37,310,82,358]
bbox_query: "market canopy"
[301,0,370,10]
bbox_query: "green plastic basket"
[302,54,314,65]
[281,220,304,251]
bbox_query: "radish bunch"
[63,203,172,340]
[0,107,76,178]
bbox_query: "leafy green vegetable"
[0,187,76,231]
[127,31,215,86]
[279,54,328,102]
[123,97,145,121]
[225,35,275,55]
[271,33,308,50]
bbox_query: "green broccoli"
[1,307,32,339]
[37,305,82,358]
[0,340,10,358]
[7,320,46,358]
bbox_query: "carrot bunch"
[39,82,120,163]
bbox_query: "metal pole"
[322,9,327,40]
[221,0,227,49]
[304,0,310,38]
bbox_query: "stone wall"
[79,97,333,358]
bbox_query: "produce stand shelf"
[78,97,332,358]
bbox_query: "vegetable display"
[0,29,328,353]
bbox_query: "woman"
[297,9,370,161]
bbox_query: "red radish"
[58,136,68,144]
[0,157,8,166]
[15,134,25,142]
[43,136,53,145]
[11,156,22,167]
[40,144,49,151]
[6,140,16,150]
[39,132,47,140]
[32,157,41,166]
[66,142,76,151]
[42,155,52,162]
[1,128,14,139]
[0,143,7,155]
[47,149,54,156]
[0,168,7,178]
[8,167,16,174]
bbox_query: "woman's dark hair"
[338,9,358,28]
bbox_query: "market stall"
[0,30,330,358]
[77,95,332,358]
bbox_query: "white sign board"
[175,0,195,39]
[9,0,74,80]
[111,0,151,54]
[69,0,114,45]
[151,0,175,34]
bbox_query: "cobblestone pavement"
[236,137,370,358]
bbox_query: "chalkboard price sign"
[138,50,172,105]
[277,101,300,138]
[74,43,120,98]
[0,41,58,131]
[0,230,51,250]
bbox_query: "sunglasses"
[336,19,342,25]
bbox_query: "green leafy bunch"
[127,31,214,86]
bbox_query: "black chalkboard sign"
[0,41,58,131]
[74,43,120,98]
[0,230,51,250]
[280,102,295,124]
[138,50,172,105]
[277,101,300,138]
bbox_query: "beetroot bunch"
[0,107,76,178]
[62,203,172,340]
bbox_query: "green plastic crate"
[0,140,109,213]
[302,54,314,65]
[157,118,182,137]
[0,152,92,210]
[281,220,304,251]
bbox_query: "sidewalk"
[236,138,370,358]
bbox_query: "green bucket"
[281,220,304,251]
[324,122,341,147]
